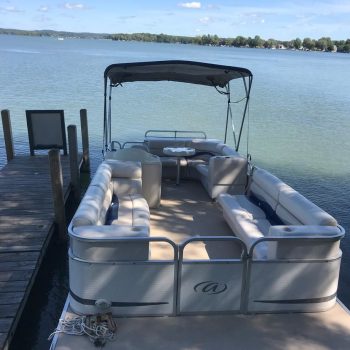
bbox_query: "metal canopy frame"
[103,60,253,154]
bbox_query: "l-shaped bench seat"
[218,167,343,259]
[144,137,248,198]
[69,160,151,261]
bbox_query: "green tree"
[251,35,264,47]
[343,44,350,53]
[293,38,302,49]
[264,38,277,48]
[316,37,333,51]
[303,37,316,50]
[234,36,247,47]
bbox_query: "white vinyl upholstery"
[144,137,248,198]
[105,159,142,179]
[105,148,162,208]
[248,168,286,211]
[190,138,222,153]
[72,185,106,227]
[70,160,151,261]
[278,185,338,226]
[268,225,341,237]
[218,167,339,259]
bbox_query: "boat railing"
[111,141,148,150]
[121,141,148,149]
[249,231,344,261]
[111,140,122,150]
[245,232,344,313]
[177,236,247,315]
[145,129,207,139]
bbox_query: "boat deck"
[53,300,350,350]
[150,179,238,260]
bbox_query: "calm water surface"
[1,35,350,349]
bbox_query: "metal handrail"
[145,129,207,139]
[249,227,345,262]
[122,141,148,149]
[111,140,122,150]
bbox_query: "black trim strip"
[254,293,337,304]
[70,290,169,307]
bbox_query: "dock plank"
[0,154,77,350]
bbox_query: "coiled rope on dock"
[48,314,117,346]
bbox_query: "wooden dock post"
[68,124,81,201]
[48,149,67,241]
[80,108,90,173]
[1,109,15,162]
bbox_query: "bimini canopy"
[104,60,252,88]
[103,60,253,154]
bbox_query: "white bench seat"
[218,167,341,259]
[70,160,151,262]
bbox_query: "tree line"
[1,28,349,53]
[108,33,350,53]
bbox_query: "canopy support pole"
[103,77,107,155]
[108,85,112,147]
[236,76,253,152]
[224,84,230,144]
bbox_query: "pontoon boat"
[50,61,350,349]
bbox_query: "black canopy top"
[104,60,252,88]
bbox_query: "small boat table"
[163,147,195,185]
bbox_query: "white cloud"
[207,4,220,10]
[0,5,23,13]
[178,2,201,9]
[64,3,85,10]
[199,16,211,24]
[38,5,49,12]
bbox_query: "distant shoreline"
[1,27,349,53]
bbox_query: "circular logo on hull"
[194,281,227,295]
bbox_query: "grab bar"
[145,130,207,139]
[111,140,122,150]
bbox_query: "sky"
[0,1,349,40]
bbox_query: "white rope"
[48,314,116,345]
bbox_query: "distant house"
[277,44,286,50]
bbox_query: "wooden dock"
[0,155,74,350]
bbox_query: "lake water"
[1,35,350,349]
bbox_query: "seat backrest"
[277,186,337,226]
[249,167,338,227]
[189,139,222,153]
[249,168,285,211]
[72,160,143,227]
[106,159,142,196]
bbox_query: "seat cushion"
[221,146,240,156]
[105,159,142,179]
[249,168,286,211]
[278,186,337,226]
[222,212,269,250]
[110,194,150,227]
[132,195,150,227]
[218,194,265,220]
[90,163,112,192]
[190,139,221,153]
[195,163,209,178]
[72,185,106,227]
